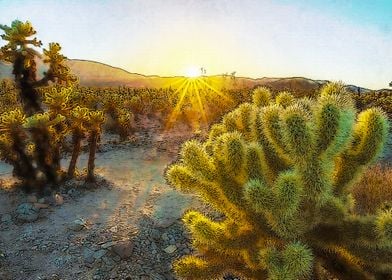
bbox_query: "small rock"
[111,240,133,259]
[0,249,6,259]
[150,229,161,241]
[109,271,118,279]
[55,194,64,205]
[68,218,86,231]
[101,241,115,249]
[83,248,95,264]
[109,226,118,233]
[161,233,169,241]
[93,249,107,260]
[111,254,121,262]
[15,203,39,222]
[164,245,177,254]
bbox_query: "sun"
[184,66,201,78]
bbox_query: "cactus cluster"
[102,95,135,141]
[0,21,106,190]
[353,89,392,120]
[166,83,390,279]
[0,86,105,189]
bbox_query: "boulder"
[15,203,39,223]
[110,240,133,259]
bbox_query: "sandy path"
[0,126,202,279]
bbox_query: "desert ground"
[0,116,218,280]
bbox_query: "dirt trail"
[0,120,204,280]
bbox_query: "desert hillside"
[0,59,381,95]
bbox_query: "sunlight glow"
[184,66,201,78]
[163,76,233,132]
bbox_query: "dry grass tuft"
[351,164,392,215]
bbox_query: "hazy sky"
[0,0,391,89]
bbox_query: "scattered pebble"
[68,218,87,232]
[163,245,177,254]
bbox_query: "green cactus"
[117,110,134,141]
[42,42,78,86]
[0,109,37,187]
[252,87,272,107]
[24,112,65,185]
[43,86,72,172]
[86,110,105,182]
[67,106,89,178]
[0,20,78,190]
[166,82,390,279]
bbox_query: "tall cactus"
[166,83,390,280]
[0,20,78,190]
[43,87,72,173]
[67,106,89,178]
[86,110,105,182]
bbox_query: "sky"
[0,0,391,89]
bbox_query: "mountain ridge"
[0,59,389,94]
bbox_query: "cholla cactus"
[103,96,134,140]
[166,83,390,279]
[43,43,77,86]
[0,20,47,115]
[43,86,71,117]
[252,87,271,107]
[0,109,36,186]
[0,20,80,190]
[24,112,65,185]
[43,86,72,171]
[0,20,42,69]
[67,106,89,178]
[275,91,294,108]
[86,110,105,182]
[117,110,134,141]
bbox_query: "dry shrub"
[352,164,392,214]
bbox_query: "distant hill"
[0,59,387,95]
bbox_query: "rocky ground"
[0,117,215,280]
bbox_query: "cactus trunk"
[67,133,82,178]
[86,131,98,182]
